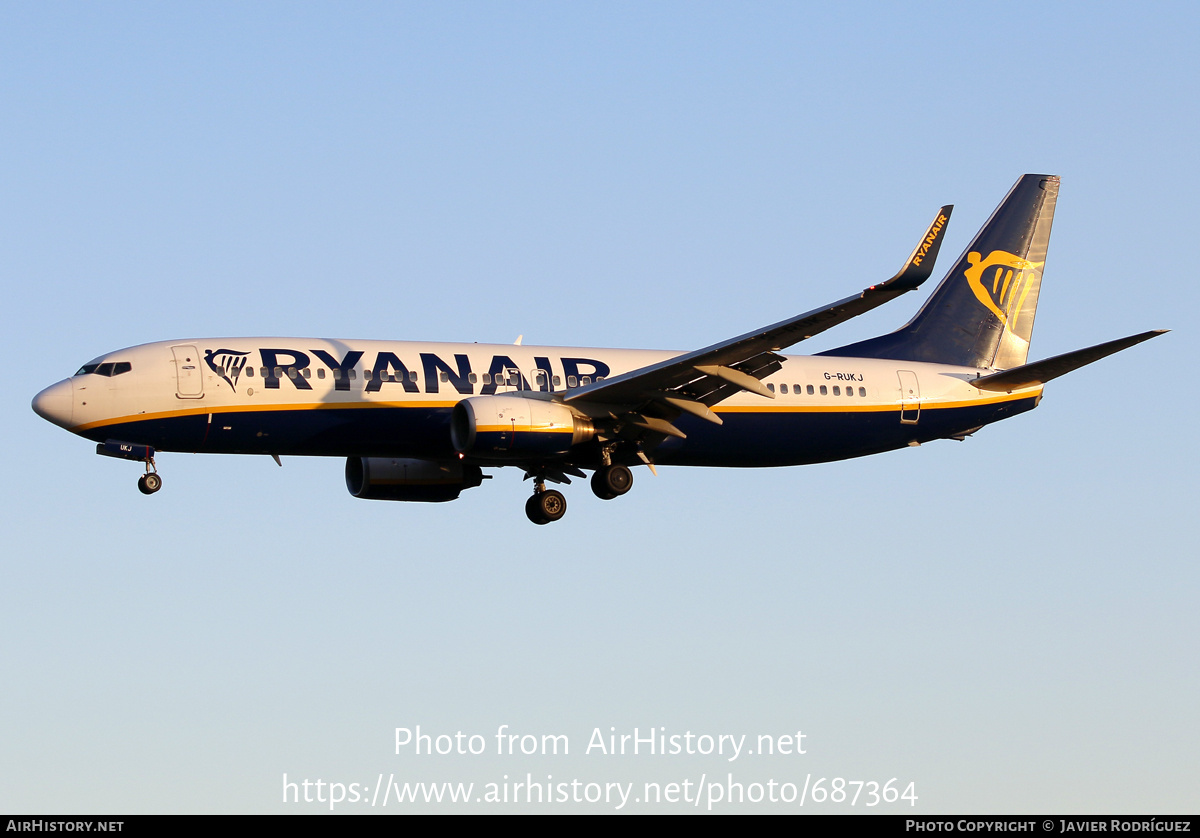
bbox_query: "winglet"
[883,205,953,291]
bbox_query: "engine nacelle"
[345,457,483,503]
[451,395,594,460]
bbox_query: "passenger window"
[331,369,341,381]
[581,376,591,385]
[317,368,325,379]
[468,373,478,384]
[846,386,853,397]
[364,369,372,381]
[440,372,449,383]
[409,371,418,383]
[859,387,866,397]
[807,385,814,395]
[274,367,283,379]
[780,384,788,394]
[261,367,269,378]
[348,369,356,380]
[482,374,491,384]
[553,375,561,387]
[767,383,775,393]
[820,385,827,396]
[567,375,578,387]
[833,386,840,396]
[302,368,311,379]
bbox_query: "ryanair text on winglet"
[911,213,948,267]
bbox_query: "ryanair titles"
[910,212,948,267]
[203,347,611,396]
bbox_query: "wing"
[564,205,953,435]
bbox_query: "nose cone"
[32,379,74,429]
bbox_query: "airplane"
[32,174,1165,524]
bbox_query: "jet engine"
[345,457,484,502]
[450,395,594,460]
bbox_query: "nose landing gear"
[96,440,162,495]
[137,462,162,495]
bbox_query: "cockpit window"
[74,361,132,377]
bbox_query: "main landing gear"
[525,486,567,525]
[523,464,635,525]
[590,464,633,500]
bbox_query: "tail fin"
[822,174,1059,369]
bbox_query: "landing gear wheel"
[525,494,548,525]
[591,464,633,500]
[525,489,567,525]
[138,473,162,495]
[590,472,615,500]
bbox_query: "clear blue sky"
[3,2,1196,813]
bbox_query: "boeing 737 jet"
[32,175,1164,523]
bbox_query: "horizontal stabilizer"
[970,330,1167,391]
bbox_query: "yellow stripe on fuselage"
[72,399,463,433]
[716,388,1041,414]
[72,387,1041,433]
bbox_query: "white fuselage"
[34,337,1041,468]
